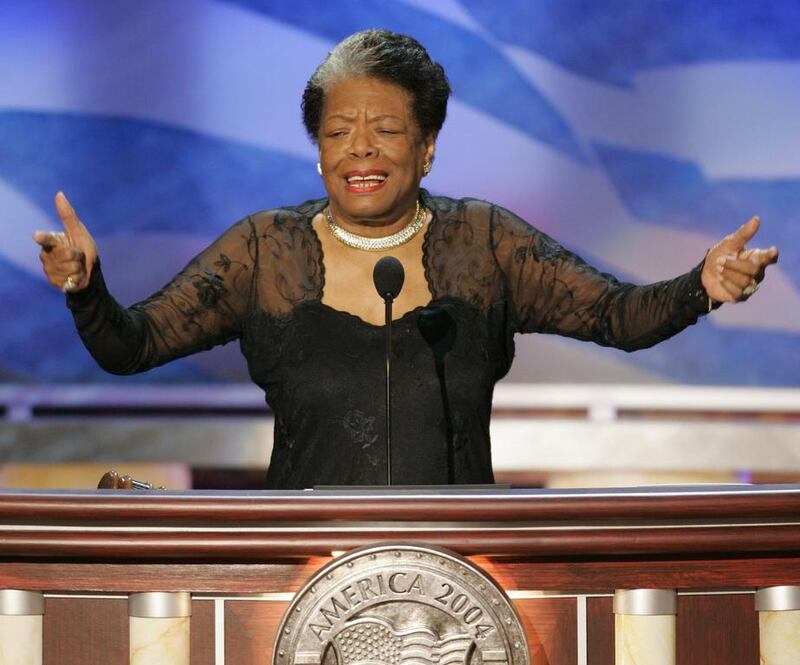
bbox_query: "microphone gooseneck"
[418,306,457,484]
[373,257,405,486]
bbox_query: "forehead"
[322,77,414,120]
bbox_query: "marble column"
[756,585,800,665]
[613,589,676,665]
[128,592,191,665]
[0,590,44,665]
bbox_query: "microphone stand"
[384,295,393,486]
[373,255,404,487]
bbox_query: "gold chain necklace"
[325,200,426,251]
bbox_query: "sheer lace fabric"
[68,191,710,488]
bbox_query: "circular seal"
[273,543,529,665]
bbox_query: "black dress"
[67,191,712,488]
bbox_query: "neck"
[325,199,426,252]
[328,197,420,238]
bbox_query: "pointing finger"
[53,191,81,240]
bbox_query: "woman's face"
[318,77,435,227]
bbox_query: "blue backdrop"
[1,0,797,385]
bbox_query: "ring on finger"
[742,280,759,297]
[62,275,76,293]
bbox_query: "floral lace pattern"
[68,191,710,487]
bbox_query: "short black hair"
[302,29,451,142]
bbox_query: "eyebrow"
[323,113,405,123]
[369,114,404,122]
[324,113,357,122]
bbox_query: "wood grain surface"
[586,597,613,665]
[0,487,791,663]
[191,599,216,665]
[43,597,127,665]
[1,555,798,593]
[225,601,288,664]
[2,486,799,523]
[515,598,577,665]
[585,593,759,665]
[1,487,800,562]
[2,524,800,560]
[676,594,758,665]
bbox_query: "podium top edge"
[0,482,797,500]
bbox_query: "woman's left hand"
[701,216,779,304]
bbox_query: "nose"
[349,125,377,159]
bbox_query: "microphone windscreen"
[418,306,457,355]
[373,256,405,301]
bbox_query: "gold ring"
[62,275,76,293]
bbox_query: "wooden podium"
[1,484,799,663]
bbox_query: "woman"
[34,30,778,488]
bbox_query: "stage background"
[2,0,798,387]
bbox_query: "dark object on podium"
[97,470,164,490]
[373,256,405,486]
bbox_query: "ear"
[423,133,436,165]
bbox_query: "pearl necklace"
[325,200,426,251]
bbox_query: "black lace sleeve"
[489,204,711,351]
[66,216,258,374]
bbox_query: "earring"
[423,161,432,176]
[316,162,322,176]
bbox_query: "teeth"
[346,174,386,183]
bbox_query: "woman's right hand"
[33,192,98,293]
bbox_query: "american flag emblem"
[331,617,474,665]
[2,4,795,385]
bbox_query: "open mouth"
[344,171,388,192]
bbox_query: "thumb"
[54,191,85,242]
[729,215,760,251]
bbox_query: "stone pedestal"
[614,589,676,665]
[128,592,191,665]
[0,590,43,665]
[756,586,800,665]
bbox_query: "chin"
[338,191,398,219]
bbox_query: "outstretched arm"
[491,206,779,351]
[33,192,254,374]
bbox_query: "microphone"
[373,257,405,485]
[373,256,405,301]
